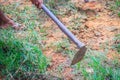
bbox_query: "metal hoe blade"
[41,4,87,65]
[71,46,87,65]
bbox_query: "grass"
[73,49,120,80]
[0,2,49,79]
[82,56,120,80]
[115,0,120,17]
[110,0,120,17]
[45,0,70,8]
[0,29,48,79]
[52,39,70,52]
[116,0,120,7]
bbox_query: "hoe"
[41,4,87,65]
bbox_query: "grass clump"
[81,56,120,80]
[75,49,120,80]
[0,29,48,79]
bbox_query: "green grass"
[110,0,120,17]
[82,57,120,80]
[52,39,70,52]
[116,0,120,7]
[0,2,49,79]
[0,29,48,79]
[44,0,70,8]
[73,49,120,80]
[115,0,120,17]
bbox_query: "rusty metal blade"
[71,46,87,65]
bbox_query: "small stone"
[105,26,118,32]
[94,31,101,37]
[86,68,94,74]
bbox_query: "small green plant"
[116,0,120,7]
[0,29,48,79]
